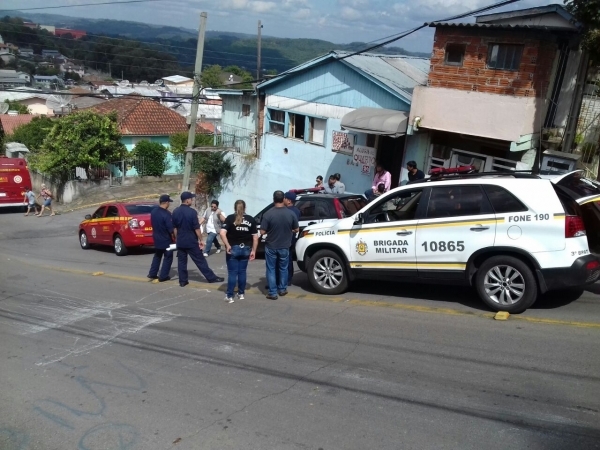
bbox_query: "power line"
[1,0,164,12]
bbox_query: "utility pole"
[108,62,111,77]
[181,11,208,194]
[257,20,262,80]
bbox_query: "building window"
[288,113,306,140]
[444,44,465,66]
[308,117,326,145]
[366,134,377,148]
[487,44,523,71]
[268,108,285,136]
[242,103,250,117]
[269,109,327,146]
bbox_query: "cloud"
[341,6,362,21]
[293,8,312,20]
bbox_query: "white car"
[295,169,600,313]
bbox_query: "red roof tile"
[85,97,189,136]
[0,114,35,135]
[196,122,215,134]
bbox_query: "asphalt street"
[1,207,599,449]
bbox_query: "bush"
[132,141,168,177]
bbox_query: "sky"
[3,0,558,52]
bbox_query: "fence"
[219,124,256,156]
[575,93,600,180]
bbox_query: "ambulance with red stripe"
[296,168,600,313]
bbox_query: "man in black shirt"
[147,194,175,282]
[172,191,224,287]
[407,161,425,182]
[260,191,299,300]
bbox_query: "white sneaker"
[237,294,244,300]
[216,249,222,254]
[203,252,209,257]
[224,296,234,303]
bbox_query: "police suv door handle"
[470,225,490,232]
[396,230,413,236]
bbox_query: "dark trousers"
[148,248,174,280]
[177,245,218,284]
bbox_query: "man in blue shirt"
[147,194,175,282]
[172,191,224,287]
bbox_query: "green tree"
[7,116,54,151]
[201,64,222,88]
[131,140,168,177]
[3,100,29,114]
[565,0,600,63]
[30,111,125,188]
[191,151,235,196]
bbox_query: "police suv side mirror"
[354,213,364,225]
[85,214,92,220]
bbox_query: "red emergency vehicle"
[0,156,32,209]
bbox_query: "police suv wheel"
[113,234,128,256]
[79,231,90,249]
[307,249,348,295]
[475,256,537,313]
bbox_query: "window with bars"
[487,44,523,71]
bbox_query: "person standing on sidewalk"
[147,194,175,283]
[220,199,259,303]
[260,190,299,300]
[172,191,224,287]
[200,200,226,257]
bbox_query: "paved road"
[1,208,599,449]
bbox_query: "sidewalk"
[56,179,182,213]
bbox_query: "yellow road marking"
[60,194,166,213]
[10,258,600,329]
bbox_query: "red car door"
[86,206,107,243]
[103,204,121,242]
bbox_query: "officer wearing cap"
[147,194,175,282]
[172,191,224,287]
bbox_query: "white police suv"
[295,169,600,313]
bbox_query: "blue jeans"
[204,232,221,254]
[225,245,252,298]
[148,248,173,280]
[177,245,219,284]
[364,189,375,201]
[265,247,289,296]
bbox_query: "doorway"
[377,135,405,189]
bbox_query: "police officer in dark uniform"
[147,194,175,282]
[172,191,224,287]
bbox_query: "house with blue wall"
[87,97,213,175]
[216,50,429,215]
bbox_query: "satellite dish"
[118,80,129,87]
[0,103,9,114]
[46,94,73,113]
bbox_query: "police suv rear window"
[483,185,528,214]
[427,186,491,218]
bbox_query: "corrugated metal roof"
[258,50,430,103]
[335,51,429,101]
[427,21,574,31]
[162,75,193,84]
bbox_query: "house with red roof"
[85,97,214,174]
[0,114,35,137]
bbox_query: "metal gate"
[109,160,125,187]
[576,88,600,180]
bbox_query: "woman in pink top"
[365,162,391,201]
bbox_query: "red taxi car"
[79,202,156,256]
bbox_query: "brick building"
[401,5,587,182]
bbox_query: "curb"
[16,258,600,329]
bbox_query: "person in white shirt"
[199,200,226,257]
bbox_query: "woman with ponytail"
[219,199,259,303]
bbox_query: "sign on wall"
[332,130,355,155]
[353,145,377,176]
